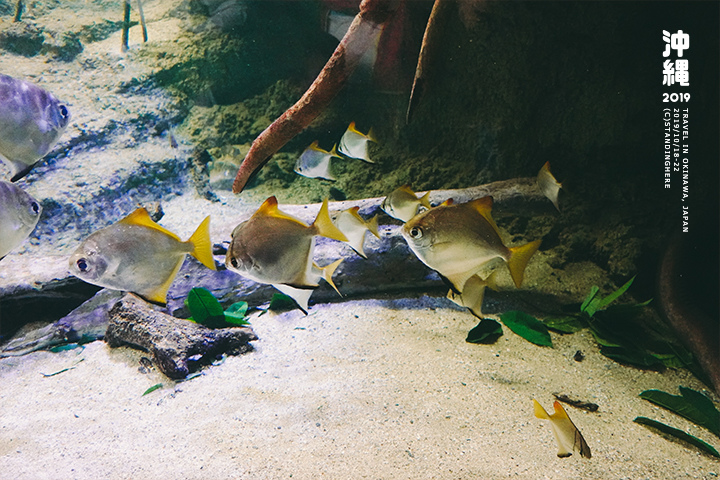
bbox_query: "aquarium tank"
[0,1,718,478]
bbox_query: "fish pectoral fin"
[313,198,348,242]
[507,239,542,288]
[188,215,216,270]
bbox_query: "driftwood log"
[106,294,257,379]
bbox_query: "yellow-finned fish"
[402,196,541,293]
[225,197,348,313]
[333,206,380,258]
[294,141,342,181]
[537,161,562,211]
[0,74,71,181]
[337,121,377,163]
[445,271,498,318]
[533,399,592,459]
[0,180,42,259]
[69,208,216,304]
[381,184,431,223]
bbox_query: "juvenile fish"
[402,196,541,295]
[0,74,70,181]
[533,399,592,458]
[445,271,498,318]
[337,121,376,163]
[294,141,341,181]
[0,180,42,259]
[333,206,379,258]
[226,197,348,313]
[537,161,562,211]
[69,208,216,304]
[381,184,431,223]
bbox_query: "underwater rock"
[106,294,257,379]
[0,20,44,56]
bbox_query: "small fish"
[225,197,348,313]
[533,399,592,458]
[69,208,216,304]
[537,161,562,211]
[337,121,377,163]
[402,196,541,294]
[333,206,380,258]
[294,141,341,181]
[381,184,431,223]
[0,180,42,259]
[0,73,70,181]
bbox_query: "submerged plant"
[635,386,720,458]
[185,287,250,328]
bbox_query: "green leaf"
[186,287,225,328]
[640,387,720,437]
[268,293,297,311]
[466,318,503,344]
[580,286,600,315]
[599,345,664,368]
[142,383,163,396]
[595,275,636,311]
[500,311,552,347]
[633,416,720,457]
[224,301,250,325]
[542,315,585,334]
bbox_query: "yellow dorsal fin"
[398,184,415,194]
[188,216,216,271]
[552,401,570,420]
[312,198,348,242]
[320,258,343,296]
[347,121,360,134]
[470,196,502,237]
[120,208,181,242]
[366,214,380,238]
[418,191,432,209]
[307,140,321,151]
[256,196,308,226]
[438,198,453,207]
[533,399,550,419]
[329,143,341,158]
[507,239,542,288]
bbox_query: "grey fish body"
[0,180,42,259]
[381,185,431,223]
[0,73,70,181]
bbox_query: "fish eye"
[59,105,69,118]
[409,226,423,239]
[30,202,39,215]
[230,257,238,269]
[76,258,89,272]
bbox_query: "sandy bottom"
[0,295,716,480]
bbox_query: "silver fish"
[69,208,216,304]
[294,141,341,181]
[333,206,379,258]
[338,121,376,163]
[0,73,70,181]
[381,184,431,223]
[226,196,347,313]
[0,180,42,259]
[402,196,541,293]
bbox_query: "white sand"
[1,295,717,479]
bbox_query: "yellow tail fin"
[507,239,542,288]
[313,199,348,242]
[418,191,431,209]
[366,214,380,238]
[188,216,217,271]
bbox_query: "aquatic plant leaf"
[599,345,664,368]
[595,275,636,311]
[500,311,552,347]
[466,318,503,344]
[580,286,600,315]
[142,383,163,396]
[268,293,297,311]
[633,416,720,458]
[640,388,720,437]
[186,287,225,328]
[224,301,250,325]
[542,315,585,334]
